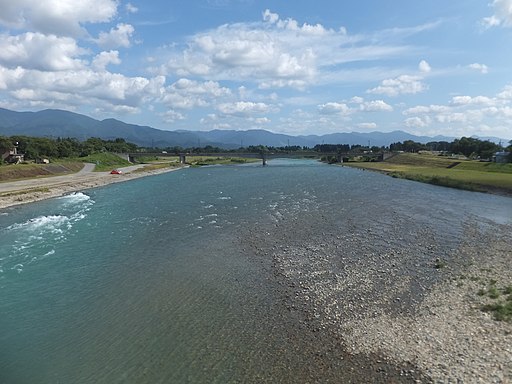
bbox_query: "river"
[1,159,511,383]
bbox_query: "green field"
[70,153,131,171]
[0,162,84,181]
[345,153,512,195]
[0,153,131,181]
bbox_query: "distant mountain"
[0,108,220,148]
[0,107,503,149]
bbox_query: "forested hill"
[0,107,504,149]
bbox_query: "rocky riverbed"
[243,198,512,383]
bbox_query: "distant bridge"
[126,151,386,166]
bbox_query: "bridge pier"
[262,155,267,166]
[179,154,186,164]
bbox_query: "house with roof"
[1,143,25,164]
[493,151,511,163]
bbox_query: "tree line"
[390,137,511,159]
[1,134,510,163]
[0,136,137,161]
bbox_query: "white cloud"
[435,113,467,124]
[468,63,489,74]
[404,116,431,128]
[497,84,512,99]
[0,0,118,37]
[450,95,496,106]
[126,3,138,13]
[0,64,166,112]
[418,60,431,73]
[0,32,85,71]
[403,105,449,115]
[368,75,427,97]
[96,23,134,49]
[217,101,274,116]
[482,15,502,28]
[357,122,377,129]
[401,83,512,137]
[318,102,352,115]
[161,78,231,110]
[92,50,121,71]
[263,9,279,24]
[360,100,393,112]
[350,96,364,104]
[162,10,414,90]
[482,0,512,28]
[251,117,271,124]
[162,110,186,123]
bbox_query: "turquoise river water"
[1,159,511,383]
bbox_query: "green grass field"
[345,153,512,195]
[71,153,131,171]
[0,153,131,181]
[0,162,84,181]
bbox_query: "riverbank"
[0,164,186,210]
[343,152,512,197]
[244,193,512,382]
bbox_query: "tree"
[0,136,12,150]
[451,137,500,159]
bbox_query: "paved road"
[0,163,146,194]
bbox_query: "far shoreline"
[0,165,187,211]
[340,161,512,198]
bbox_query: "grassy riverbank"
[0,153,259,184]
[344,153,512,195]
[0,153,132,181]
[0,162,84,181]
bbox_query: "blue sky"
[0,0,512,140]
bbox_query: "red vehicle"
[110,169,123,174]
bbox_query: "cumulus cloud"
[404,116,431,128]
[0,0,118,37]
[350,96,364,104]
[498,84,512,99]
[403,105,449,115]
[217,101,274,116]
[418,60,431,73]
[263,9,279,24]
[168,23,319,88]
[160,78,231,110]
[92,50,121,71]
[401,83,512,136]
[359,100,393,112]
[0,64,166,112]
[252,117,271,124]
[96,23,134,49]
[0,32,86,71]
[357,122,377,129]
[468,63,489,74]
[450,95,496,106]
[318,102,352,115]
[367,75,427,97]
[162,109,186,123]
[162,10,411,90]
[482,0,512,28]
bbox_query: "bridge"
[126,151,386,166]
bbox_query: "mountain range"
[0,108,504,149]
